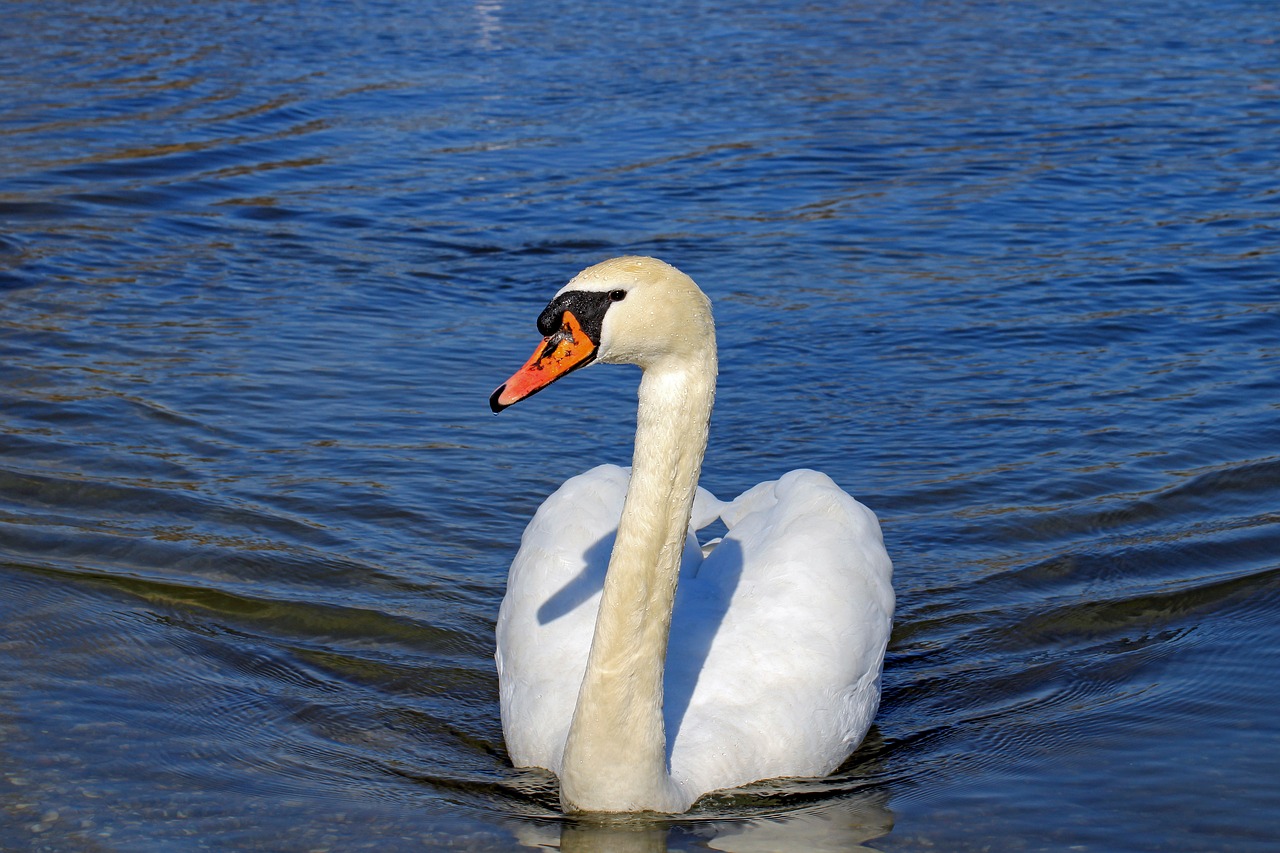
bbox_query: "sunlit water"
[2,0,1279,850]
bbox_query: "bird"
[489,256,894,814]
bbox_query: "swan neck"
[559,351,716,814]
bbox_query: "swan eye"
[608,289,626,302]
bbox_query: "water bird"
[490,256,894,813]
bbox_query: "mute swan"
[490,256,894,814]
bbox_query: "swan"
[489,256,894,814]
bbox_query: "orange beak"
[490,311,598,412]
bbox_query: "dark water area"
[2,0,1278,849]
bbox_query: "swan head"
[490,256,715,412]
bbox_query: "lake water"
[2,0,1278,850]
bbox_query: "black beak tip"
[489,385,508,414]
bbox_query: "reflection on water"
[2,0,1280,850]
[512,792,893,853]
[474,1,504,52]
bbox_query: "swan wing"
[496,464,626,772]
[665,469,894,800]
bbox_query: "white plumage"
[490,257,893,813]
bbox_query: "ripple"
[3,0,1280,849]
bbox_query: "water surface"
[2,0,1279,850]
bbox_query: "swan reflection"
[512,790,894,852]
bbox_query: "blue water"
[2,0,1278,849]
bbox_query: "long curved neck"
[559,350,717,813]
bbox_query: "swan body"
[490,257,893,814]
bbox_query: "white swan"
[490,256,894,814]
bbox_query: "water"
[2,0,1278,849]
